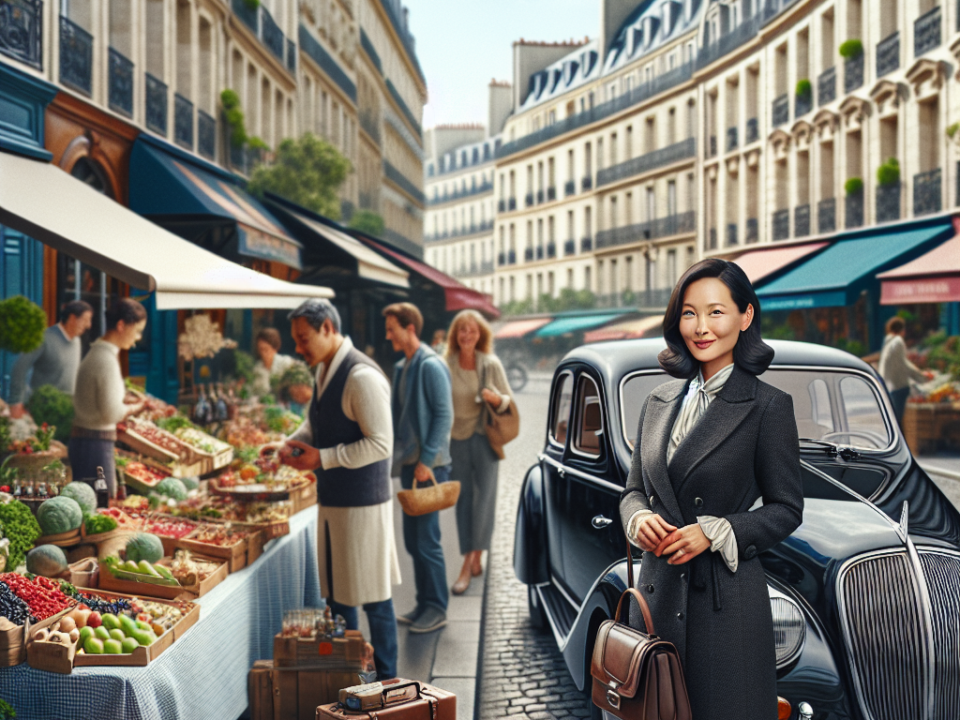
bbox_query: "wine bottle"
[215,382,229,421]
[94,466,109,507]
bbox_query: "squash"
[37,496,83,535]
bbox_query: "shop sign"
[880,277,960,305]
[238,224,302,270]
[760,290,849,311]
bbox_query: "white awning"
[0,152,333,310]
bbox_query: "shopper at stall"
[879,316,931,425]
[8,300,93,418]
[384,302,453,634]
[251,327,297,398]
[69,298,146,495]
[274,298,400,680]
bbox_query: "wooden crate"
[35,528,82,548]
[26,634,77,674]
[291,482,318,515]
[97,565,185,601]
[156,554,228,599]
[175,525,258,573]
[249,660,366,720]
[274,630,366,669]
[142,514,200,557]
[0,604,76,667]
[60,557,99,588]
[117,426,182,464]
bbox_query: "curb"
[921,462,960,482]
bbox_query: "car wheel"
[527,585,548,631]
[506,362,528,392]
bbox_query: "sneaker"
[409,607,447,634]
[397,607,422,626]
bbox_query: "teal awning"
[757,223,953,311]
[536,312,626,338]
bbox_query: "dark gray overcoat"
[619,363,803,720]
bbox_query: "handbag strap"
[615,587,657,636]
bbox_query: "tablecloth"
[0,506,322,720]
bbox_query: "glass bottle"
[116,472,127,501]
[93,466,109,508]
[23,478,34,498]
[194,385,211,426]
[12,478,22,498]
[215,382,229,421]
[35,481,48,499]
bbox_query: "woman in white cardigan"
[445,310,513,595]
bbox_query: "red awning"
[877,234,960,305]
[495,318,551,339]
[359,237,500,319]
[732,242,828,285]
[583,314,664,343]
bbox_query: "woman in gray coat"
[619,258,803,720]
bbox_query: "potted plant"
[795,79,812,99]
[839,39,864,59]
[0,295,46,355]
[877,157,900,186]
[844,177,864,196]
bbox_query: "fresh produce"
[155,477,188,502]
[125,533,165,563]
[155,415,198,434]
[0,576,34,624]
[263,405,303,435]
[36,495,83,535]
[174,427,232,456]
[189,523,249,547]
[25,544,69,577]
[65,591,133,617]
[84,513,119,536]
[102,556,179,585]
[60,481,98,515]
[0,573,73,620]
[0,496,42,570]
[121,461,169,488]
[119,419,185,456]
[96,507,139,530]
[26,385,75,442]
[143,516,197,539]
[180,476,200,492]
[169,550,221,586]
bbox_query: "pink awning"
[732,242,828,285]
[878,234,960,305]
[495,318,551,339]
[584,315,663,343]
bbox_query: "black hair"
[60,300,93,323]
[105,298,147,330]
[658,258,774,379]
[288,299,341,333]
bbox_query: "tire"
[506,362,528,393]
[527,585,548,631]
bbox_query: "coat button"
[647,584,655,594]
[677,612,684,620]
[694,497,703,509]
[744,545,757,560]
[680,572,686,581]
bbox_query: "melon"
[37,496,83,535]
[125,533,164,564]
[59,481,98,515]
[25,544,69,577]
[156,477,188,501]
[180,476,200,492]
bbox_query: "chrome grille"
[919,551,960,718]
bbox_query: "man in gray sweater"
[9,300,92,418]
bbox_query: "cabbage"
[156,477,188,502]
[60,481,98,515]
[37,496,83,535]
[126,533,164,563]
[26,544,69,577]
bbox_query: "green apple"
[103,639,122,655]
[94,626,110,641]
[121,637,139,654]
[109,629,126,642]
[78,626,94,644]
[101,614,120,631]
[83,637,104,654]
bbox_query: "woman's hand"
[655,524,711,565]
[634,514,677,553]
[480,388,502,408]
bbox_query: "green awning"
[535,312,626,338]
[756,223,953,311]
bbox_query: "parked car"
[514,338,960,720]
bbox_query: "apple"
[86,612,102,629]
[83,637,103,655]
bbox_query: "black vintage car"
[513,339,960,720]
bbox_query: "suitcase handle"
[380,680,421,706]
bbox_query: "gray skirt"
[450,433,499,554]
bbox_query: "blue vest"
[310,348,391,508]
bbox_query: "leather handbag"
[480,360,520,460]
[396,467,461,517]
[590,539,692,720]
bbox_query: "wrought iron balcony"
[708,227,717,250]
[876,32,900,77]
[108,47,133,117]
[772,209,790,240]
[260,5,284,61]
[594,211,697,249]
[547,186,556,201]
[726,127,738,153]
[564,239,576,256]
[597,138,697,187]
[174,93,193,150]
[708,135,718,158]
[845,189,864,229]
[914,168,941,216]
[580,236,593,252]
[524,193,534,207]
[795,91,812,118]
[536,190,544,204]
[818,198,836,234]
[508,197,516,211]
[547,242,556,259]
[145,73,167,136]
[59,16,92,96]
[1,0,43,69]
[915,6,941,57]
[564,180,576,196]
[497,252,506,266]
[745,117,759,144]
[232,0,257,32]
[794,204,811,237]
[497,199,506,212]
[359,110,381,145]
[876,183,901,223]
[726,223,738,246]
[286,38,296,73]
[198,110,216,160]
[818,67,836,106]
[582,176,593,191]
[524,248,534,262]
[508,250,516,264]
[746,217,759,243]
[537,246,545,260]
[844,54,864,93]
[772,94,789,128]
[383,161,425,204]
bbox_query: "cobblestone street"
[478,377,593,720]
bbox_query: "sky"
[403,0,600,130]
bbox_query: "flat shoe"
[471,564,483,577]
[451,577,470,595]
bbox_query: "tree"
[348,210,385,237]
[248,133,351,219]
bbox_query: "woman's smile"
[693,339,715,350]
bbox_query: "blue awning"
[756,223,953,311]
[129,138,303,270]
[536,312,628,338]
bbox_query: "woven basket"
[397,474,460,517]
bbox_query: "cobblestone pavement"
[478,381,594,720]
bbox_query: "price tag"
[318,642,333,655]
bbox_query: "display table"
[0,507,322,720]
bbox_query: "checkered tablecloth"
[0,506,322,720]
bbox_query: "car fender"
[514,463,550,585]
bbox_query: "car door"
[541,369,574,586]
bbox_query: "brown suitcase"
[249,659,372,720]
[316,679,456,720]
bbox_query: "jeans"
[328,597,398,680]
[890,387,910,428]
[400,464,450,614]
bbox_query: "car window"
[550,372,574,445]
[809,379,834,432]
[573,375,603,457]
[837,376,889,447]
[621,371,672,449]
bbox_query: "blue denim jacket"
[391,344,453,468]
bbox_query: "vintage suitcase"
[249,659,369,720]
[317,679,456,720]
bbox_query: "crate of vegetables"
[177,522,262,572]
[0,573,76,665]
[97,556,185,601]
[117,419,185,464]
[158,550,228,599]
[80,508,138,544]
[142,515,199,556]
[172,427,234,473]
[117,457,171,494]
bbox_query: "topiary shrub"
[795,79,812,98]
[877,158,900,187]
[26,385,74,443]
[0,295,46,354]
[844,177,864,196]
[947,122,960,139]
[839,39,863,59]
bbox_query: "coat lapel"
[641,380,688,525]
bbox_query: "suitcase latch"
[606,689,621,710]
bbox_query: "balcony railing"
[817,198,836,234]
[581,236,593,252]
[547,242,557,259]
[174,94,194,150]
[108,47,134,117]
[260,10,284,61]
[360,29,383,75]
[844,54,864,93]
[232,0,258,31]
[508,250,516,264]
[536,246,544,260]
[428,181,493,206]
[772,94,790,127]
[547,186,556,201]
[726,127,738,153]
[915,6,941,57]
[286,38,296,73]
[746,217,759,243]
[564,239,576,256]
[497,199,506,212]
[145,73,167,135]
[818,67,836,106]
[423,221,495,242]
[300,26,357,102]
[59,16,92,96]
[708,135,718,158]
[524,193,534,207]
[564,180,576,196]
[582,176,593,191]
[795,91,812,118]
[1,0,43,69]
[498,252,506,266]
[794,204,811,237]
[914,168,942,216]
[383,161,425,204]
[524,248,534,262]
[594,211,696,249]
[877,31,900,77]
[197,110,216,160]
[726,223,738,246]
[696,16,761,71]
[457,260,496,277]
[708,227,717,250]
[359,110,381,145]
[772,209,790,240]
[876,183,901,223]
[845,189,864,229]
[597,138,696,187]
[536,190,544,204]
[746,117,759,144]
[508,197,517,211]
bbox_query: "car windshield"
[621,368,893,451]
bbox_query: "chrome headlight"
[769,587,806,668]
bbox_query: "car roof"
[559,339,878,386]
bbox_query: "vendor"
[251,327,297,398]
[69,298,146,496]
[271,299,400,680]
